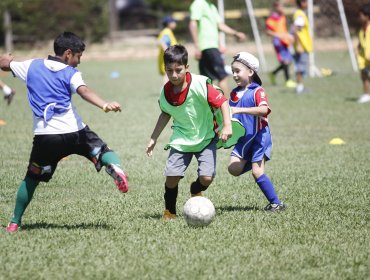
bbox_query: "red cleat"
[105,164,129,193]
[5,223,19,233]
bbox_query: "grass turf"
[0,49,369,280]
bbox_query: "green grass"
[0,49,369,280]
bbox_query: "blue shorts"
[294,52,309,75]
[231,126,272,172]
[273,38,292,64]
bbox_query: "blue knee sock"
[256,174,280,204]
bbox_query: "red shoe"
[6,223,19,233]
[105,164,129,193]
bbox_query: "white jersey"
[10,58,86,135]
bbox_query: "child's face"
[168,21,177,30]
[165,63,188,87]
[66,50,82,68]
[231,61,254,88]
[359,12,369,24]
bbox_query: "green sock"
[10,177,39,225]
[101,151,122,168]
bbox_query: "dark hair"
[164,45,188,66]
[296,0,307,8]
[360,4,370,18]
[54,31,85,56]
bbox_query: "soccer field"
[0,49,369,279]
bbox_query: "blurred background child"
[266,0,296,89]
[157,15,177,84]
[357,4,370,104]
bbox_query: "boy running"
[0,31,129,233]
[146,44,232,219]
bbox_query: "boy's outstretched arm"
[0,53,14,71]
[146,112,171,157]
[77,85,121,112]
[219,101,232,142]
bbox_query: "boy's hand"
[0,53,14,71]
[102,102,121,112]
[220,123,232,143]
[146,139,157,157]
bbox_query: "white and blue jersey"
[10,56,86,135]
[229,82,272,168]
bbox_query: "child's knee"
[199,176,213,186]
[228,164,242,177]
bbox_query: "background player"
[266,0,296,89]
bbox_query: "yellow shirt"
[293,9,313,53]
[157,28,177,75]
[357,23,370,70]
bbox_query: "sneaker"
[4,89,15,105]
[105,164,129,193]
[296,84,305,94]
[5,223,19,233]
[162,209,176,220]
[285,79,297,88]
[358,94,370,104]
[269,72,276,86]
[264,202,286,212]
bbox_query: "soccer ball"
[183,196,216,227]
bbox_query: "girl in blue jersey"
[1,32,129,233]
[228,52,285,212]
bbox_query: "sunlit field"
[0,48,368,280]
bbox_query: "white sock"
[2,85,12,96]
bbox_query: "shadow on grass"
[345,97,359,102]
[142,214,162,219]
[21,222,112,231]
[216,205,260,212]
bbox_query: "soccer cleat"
[191,192,203,197]
[162,209,176,220]
[105,164,129,193]
[4,89,15,105]
[358,94,370,104]
[264,202,286,212]
[269,72,276,86]
[285,79,297,88]
[5,223,19,233]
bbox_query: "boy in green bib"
[146,45,232,219]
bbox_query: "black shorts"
[26,126,110,182]
[199,48,228,81]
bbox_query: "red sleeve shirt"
[255,87,271,116]
[207,84,227,108]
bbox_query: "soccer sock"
[10,177,39,225]
[164,184,178,214]
[101,151,122,168]
[190,178,208,195]
[256,174,280,204]
[283,64,289,81]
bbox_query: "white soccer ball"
[183,196,216,227]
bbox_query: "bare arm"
[219,101,232,142]
[188,20,202,60]
[231,105,269,117]
[146,112,171,157]
[218,22,246,41]
[77,85,121,112]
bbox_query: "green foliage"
[0,49,369,279]
[0,0,108,45]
